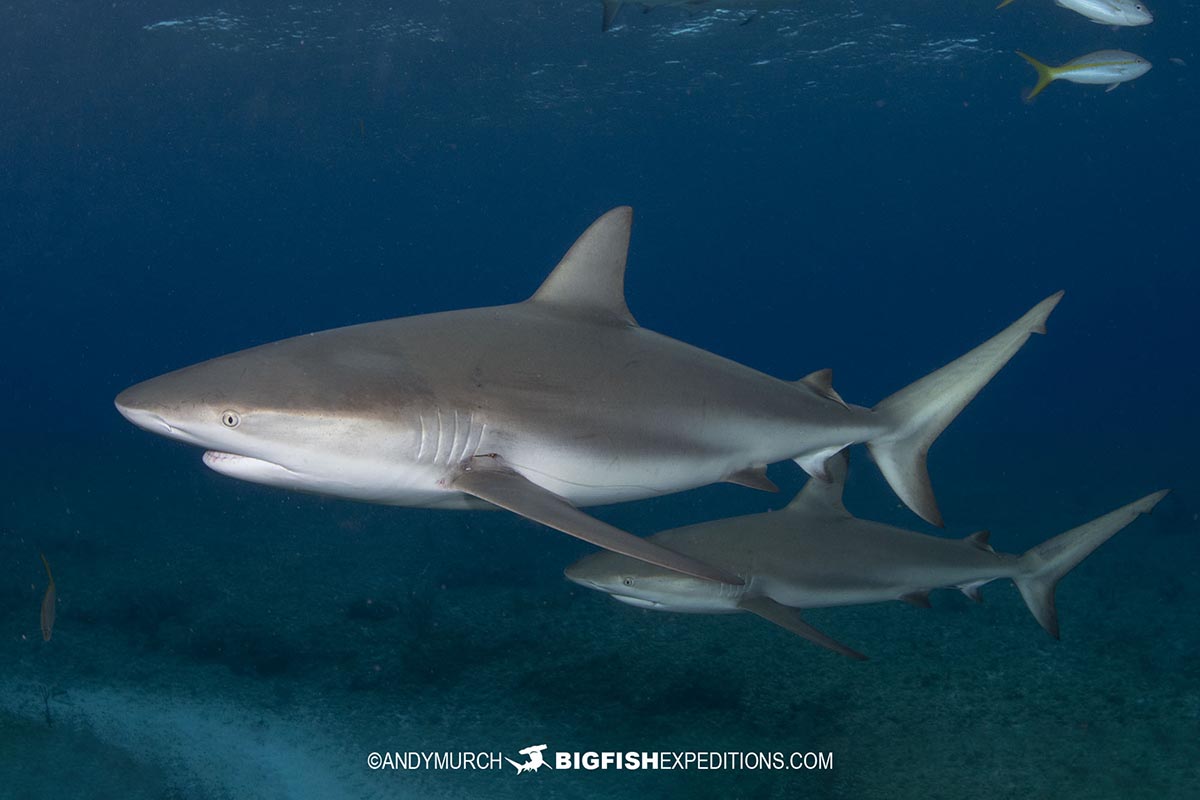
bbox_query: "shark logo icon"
[506,744,552,774]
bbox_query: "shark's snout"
[114,384,171,433]
[114,379,203,446]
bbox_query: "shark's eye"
[221,410,241,428]
[622,577,633,587]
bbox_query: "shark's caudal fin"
[1014,490,1168,638]
[530,206,638,326]
[1016,51,1057,102]
[868,292,1063,527]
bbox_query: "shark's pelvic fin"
[1014,490,1168,639]
[451,456,742,585]
[867,291,1063,527]
[530,206,638,326]
[724,466,779,493]
[738,595,866,660]
[785,450,849,515]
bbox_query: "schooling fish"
[565,453,1168,659]
[1017,50,1152,101]
[39,553,56,642]
[998,0,1152,27]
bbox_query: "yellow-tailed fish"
[40,552,56,642]
[998,0,1151,27]
[1016,50,1152,101]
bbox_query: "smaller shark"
[565,453,1167,659]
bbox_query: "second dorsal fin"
[964,530,994,552]
[530,207,638,326]
[798,368,848,409]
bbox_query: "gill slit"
[434,408,445,465]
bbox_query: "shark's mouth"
[202,451,300,483]
[611,595,664,609]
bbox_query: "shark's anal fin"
[899,590,932,609]
[724,466,779,493]
[737,596,866,660]
[794,445,850,482]
[960,581,987,603]
[452,457,743,586]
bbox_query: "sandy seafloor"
[1,429,1196,800]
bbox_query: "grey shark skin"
[115,206,1059,584]
[566,453,1169,659]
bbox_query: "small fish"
[39,553,56,642]
[1016,50,1152,101]
[1170,57,1187,67]
[998,0,1152,27]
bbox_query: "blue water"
[2,3,1197,798]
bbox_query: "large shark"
[601,1,792,32]
[115,207,1059,584]
[566,453,1168,659]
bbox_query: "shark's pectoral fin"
[451,457,743,585]
[737,596,866,660]
[1106,82,1121,92]
[724,466,779,493]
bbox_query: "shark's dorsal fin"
[964,530,993,552]
[797,368,848,409]
[530,206,638,326]
[786,450,849,515]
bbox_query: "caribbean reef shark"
[566,453,1168,659]
[115,206,1059,584]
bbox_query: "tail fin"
[1016,51,1056,102]
[602,1,623,31]
[1015,491,1168,638]
[868,292,1063,526]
